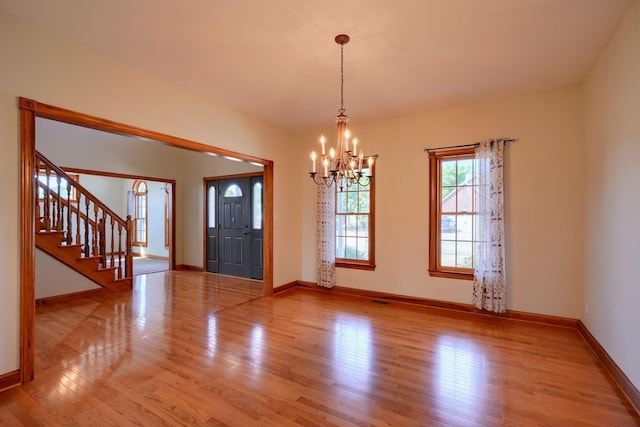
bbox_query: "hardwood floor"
[1,272,638,426]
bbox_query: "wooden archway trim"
[19,97,275,383]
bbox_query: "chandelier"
[309,34,375,190]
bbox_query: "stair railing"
[36,151,133,280]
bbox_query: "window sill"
[336,261,376,271]
[428,269,473,280]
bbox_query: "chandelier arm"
[309,172,322,185]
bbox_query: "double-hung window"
[335,166,375,270]
[428,148,477,280]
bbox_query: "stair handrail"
[36,180,98,229]
[36,150,133,279]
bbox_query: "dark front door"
[218,178,251,278]
[206,176,263,280]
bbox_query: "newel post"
[125,215,133,277]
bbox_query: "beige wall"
[583,1,640,390]
[301,86,586,318]
[0,11,301,375]
[35,250,99,299]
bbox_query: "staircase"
[35,151,133,291]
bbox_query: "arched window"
[133,180,148,246]
[224,184,243,198]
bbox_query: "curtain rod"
[423,138,518,153]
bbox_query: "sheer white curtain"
[473,139,506,313]
[317,184,336,288]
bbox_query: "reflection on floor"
[2,274,637,425]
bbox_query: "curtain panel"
[473,139,506,313]
[317,184,336,288]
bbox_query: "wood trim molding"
[272,281,299,295]
[263,163,274,296]
[578,321,640,415]
[427,269,473,280]
[428,147,476,279]
[20,101,36,384]
[175,264,204,272]
[0,370,21,392]
[293,281,578,328]
[203,172,263,181]
[296,280,317,288]
[36,288,112,307]
[19,98,271,165]
[61,166,177,184]
[336,262,376,271]
[19,97,275,384]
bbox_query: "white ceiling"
[0,0,634,132]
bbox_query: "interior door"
[218,178,251,278]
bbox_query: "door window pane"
[252,182,262,230]
[224,184,243,198]
[208,186,216,228]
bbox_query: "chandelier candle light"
[309,34,375,191]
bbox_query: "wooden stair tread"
[36,230,64,235]
[81,255,105,261]
[35,233,131,292]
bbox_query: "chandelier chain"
[339,43,345,115]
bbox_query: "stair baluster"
[66,186,72,244]
[117,220,123,279]
[56,174,62,231]
[92,204,99,256]
[44,166,51,230]
[75,192,81,245]
[35,151,133,290]
[98,213,106,267]
[83,196,90,257]
[110,216,116,278]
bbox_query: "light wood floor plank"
[0,271,638,426]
